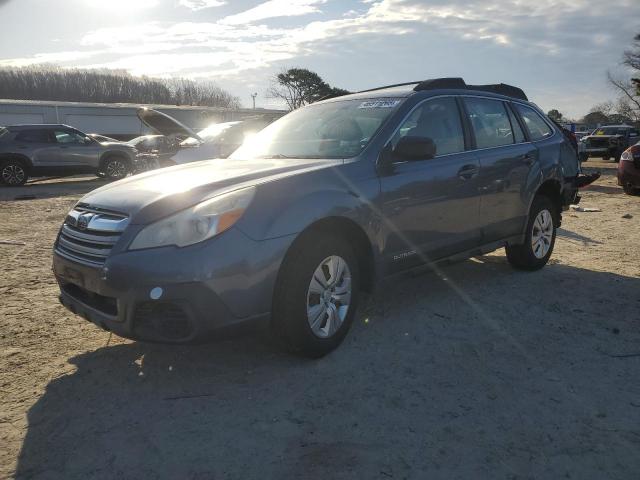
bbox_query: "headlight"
[620,150,632,162]
[129,187,255,250]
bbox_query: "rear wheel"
[272,232,360,358]
[0,159,29,186]
[506,195,557,271]
[102,156,130,180]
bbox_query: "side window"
[507,104,526,143]
[514,104,553,141]
[15,129,50,143]
[54,130,88,145]
[392,97,465,156]
[464,97,514,149]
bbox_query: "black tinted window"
[15,129,50,143]
[514,104,553,141]
[465,97,514,149]
[393,97,465,156]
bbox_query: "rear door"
[379,96,482,270]
[463,97,537,242]
[13,129,58,167]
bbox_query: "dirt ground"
[1,159,639,479]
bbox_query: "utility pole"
[251,93,258,109]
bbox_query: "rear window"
[15,129,51,143]
[514,104,553,141]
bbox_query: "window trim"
[510,101,557,142]
[463,96,519,150]
[385,95,468,163]
[383,94,556,163]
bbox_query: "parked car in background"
[127,134,179,162]
[137,108,274,165]
[580,125,639,162]
[0,124,140,185]
[54,77,586,357]
[618,141,640,195]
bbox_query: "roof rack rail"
[414,77,528,101]
[357,81,423,94]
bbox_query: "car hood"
[78,157,338,224]
[137,107,201,142]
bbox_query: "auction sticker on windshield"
[358,99,401,109]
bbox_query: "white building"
[0,99,285,139]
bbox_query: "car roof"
[317,77,530,105]
[5,124,73,130]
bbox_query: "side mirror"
[394,136,436,161]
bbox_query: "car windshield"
[230,98,404,160]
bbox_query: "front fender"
[236,166,380,243]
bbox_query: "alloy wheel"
[1,164,26,185]
[306,255,352,338]
[106,159,127,179]
[531,209,553,259]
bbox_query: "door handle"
[457,164,479,180]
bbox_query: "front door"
[51,129,101,168]
[379,96,481,271]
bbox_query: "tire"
[102,156,130,180]
[95,171,106,178]
[506,195,558,271]
[623,184,640,196]
[579,153,588,163]
[0,158,29,186]
[272,232,360,358]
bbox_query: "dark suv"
[0,124,139,185]
[53,78,582,357]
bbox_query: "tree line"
[0,66,240,108]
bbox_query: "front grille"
[588,138,609,148]
[61,282,118,316]
[55,204,129,267]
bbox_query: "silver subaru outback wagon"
[53,78,583,357]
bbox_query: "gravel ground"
[1,160,639,479]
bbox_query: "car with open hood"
[53,77,586,357]
[136,108,275,164]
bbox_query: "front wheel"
[272,232,360,358]
[102,157,130,180]
[506,195,557,271]
[1,159,29,186]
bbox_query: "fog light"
[150,287,163,300]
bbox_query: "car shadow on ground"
[14,258,640,479]
[0,176,107,201]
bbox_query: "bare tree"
[607,71,640,119]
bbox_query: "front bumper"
[53,227,294,343]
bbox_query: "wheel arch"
[277,216,376,294]
[534,179,563,224]
[0,153,33,169]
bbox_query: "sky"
[0,0,638,118]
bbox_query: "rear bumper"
[53,227,294,343]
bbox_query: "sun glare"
[85,0,158,10]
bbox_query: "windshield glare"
[230,98,403,160]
